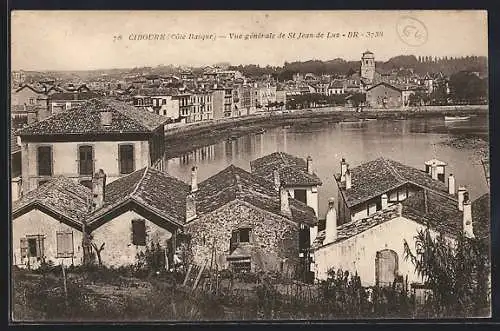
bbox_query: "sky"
[11,10,488,71]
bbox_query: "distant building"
[188,91,213,122]
[132,88,181,119]
[11,130,22,201]
[18,98,169,194]
[365,82,403,108]
[49,91,101,115]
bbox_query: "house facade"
[365,82,403,108]
[335,157,451,224]
[50,91,101,115]
[18,98,169,194]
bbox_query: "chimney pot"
[430,162,438,180]
[340,158,348,183]
[191,166,198,192]
[306,156,313,175]
[457,186,467,211]
[463,197,475,239]
[325,197,338,244]
[448,174,456,195]
[345,168,352,189]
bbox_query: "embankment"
[164,105,488,140]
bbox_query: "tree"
[403,229,490,317]
[449,71,487,104]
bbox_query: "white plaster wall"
[12,209,84,268]
[314,216,441,286]
[90,210,172,268]
[22,140,150,193]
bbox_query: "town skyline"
[11,10,487,71]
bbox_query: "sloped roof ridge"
[129,167,150,198]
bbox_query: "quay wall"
[164,105,488,139]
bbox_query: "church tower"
[361,50,375,83]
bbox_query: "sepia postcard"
[9,10,490,322]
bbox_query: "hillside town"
[11,51,490,320]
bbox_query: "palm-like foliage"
[403,228,490,316]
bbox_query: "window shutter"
[132,219,146,246]
[57,232,74,257]
[36,235,45,258]
[20,238,28,258]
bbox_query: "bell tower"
[361,50,375,83]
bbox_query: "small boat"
[255,128,266,135]
[341,118,361,123]
[283,125,292,129]
[444,116,470,121]
[363,118,377,121]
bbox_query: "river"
[164,115,489,218]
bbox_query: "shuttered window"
[24,235,45,258]
[119,144,135,174]
[56,232,74,257]
[37,146,52,176]
[131,219,146,246]
[78,145,94,176]
[20,238,28,258]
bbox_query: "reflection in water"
[165,116,489,217]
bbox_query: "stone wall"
[184,200,300,275]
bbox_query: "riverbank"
[164,105,488,140]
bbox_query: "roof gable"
[366,82,402,92]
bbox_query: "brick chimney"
[345,168,352,189]
[381,193,388,209]
[448,174,456,195]
[273,169,280,192]
[457,186,467,211]
[191,166,198,192]
[92,169,107,210]
[324,198,338,244]
[340,158,348,182]
[280,186,292,218]
[463,193,475,239]
[186,193,197,221]
[306,156,313,175]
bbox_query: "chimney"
[100,111,113,127]
[340,158,348,182]
[430,161,438,180]
[324,198,338,244]
[273,169,280,192]
[463,194,475,239]
[186,193,197,221]
[397,203,403,216]
[306,156,313,175]
[381,193,388,209]
[27,110,37,125]
[448,174,456,195]
[235,174,243,197]
[280,186,292,218]
[191,166,198,192]
[345,168,352,189]
[457,186,467,211]
[92,169,107,210]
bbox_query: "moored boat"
[444,115,470,121]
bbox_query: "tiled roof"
[49,91,101,101]
[12,176,91,227]
[250,152,322,187]
[196,165,317,225]
[313,205,401,248]
[18,98,169,136]
[402,190,490,239]
[133,88,180,97]
[87,167,190,227]
[314,191,490,248]
[11,129,21,154]
[337,157,448,208]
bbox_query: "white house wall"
[12,209,84,269]
[314,216,440,286]
[90,210,173,268]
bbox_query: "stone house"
[250,152,322,245]
[365,82,403,109]
[313,188,489,287]
[185,165,317,279]
[18,98,169,195]
[335,157,451,224]
[12,177,90,269]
